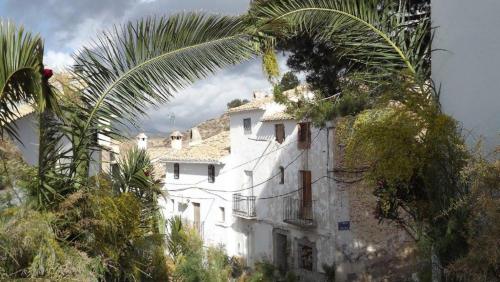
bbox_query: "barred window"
[208,164,215,183]
[174,163,180,179]
[279,166,285,184]
[243,118,252,134]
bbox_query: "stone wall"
[332,121,418,281]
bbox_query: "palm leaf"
[0,21,43,139]
[248,0,431,82]
[70,13,257,177]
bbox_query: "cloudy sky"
[0,0,289,135]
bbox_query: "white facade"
[160,92,339,280]
[432,0,500,154]
[9,110,108,175]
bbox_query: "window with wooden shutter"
[208,164,215,183]
[174,163,180,179]
[275,124,285,144]
[298,122,311,149]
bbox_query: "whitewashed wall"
[11,113,39,165]
[229,110,335,275]
[160,101,337,278]
[433,0,500,153]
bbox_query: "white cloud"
[44,51,74,71]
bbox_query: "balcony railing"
[283,196,317,228]
[233,194,256,219]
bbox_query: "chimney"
[136,133,148,150]
[189,127,202,146]
[253,91,269,100]
[170,131,183,150]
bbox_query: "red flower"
[43,68,53,79]
[144,170,151,177]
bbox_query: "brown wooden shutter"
[305,123,311,149]
[301,171,312,206]
[298,123,303,149]
[300,170,312,219]
[275,124,285,144]
[298,123,311,149]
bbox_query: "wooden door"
[275,233,288,273]
[300,171,312,219]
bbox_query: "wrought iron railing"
[283,196,317,227]
[232,194,256,218]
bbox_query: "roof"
[261,112,295,122]
[227,95,274,113]
[162,131,230,164]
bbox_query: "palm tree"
[68,13,258,184]
[249,0,430,85]
[0,21,65,208]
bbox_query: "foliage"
[227,98,250,109]
[0,208,102,280]
[445,157,500,282]
[0,21,43,139]
[0,140,35,207]
[166,216,232,282]
[279,71,300,91]
[322,263,336,282]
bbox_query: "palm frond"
[72,13,256,143]
[69,13,257,179]
[249,0,431,82]
[0,21,43,139]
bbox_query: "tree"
[227,98,250,109]
[279,71,300,91]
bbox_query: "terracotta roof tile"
[161,131,230,163]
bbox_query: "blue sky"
[0,0,289,134]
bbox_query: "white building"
[159,87,342,280]
[6,104,110,175]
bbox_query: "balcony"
[283,196,317,228]
[232,194,256,219]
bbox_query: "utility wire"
[166,129,323,194]
[163,131,304,187]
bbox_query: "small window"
[219,207,225,223]
[275,124,285,144]
[174,163,180,179]
[208,164,215,183]
[298,122,311,149]
[279,166,285,184]
[298,244,314,271]
[171,199,175,213]
[243,118,252,134]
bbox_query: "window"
[174,163,180,179]
[171,199,175,213]
[298,122,311,149]
[208,164,215,183]
[298,244,314,271]
[243,118,252,134]
[279,166,285,184]
[219,207,225,223]
[275,124,285,144]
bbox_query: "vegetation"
[0,0,497,281]
[227,98,250,109]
